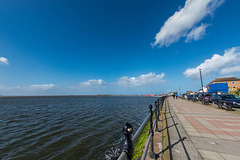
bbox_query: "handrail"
[142,110,158,159]
[118,96,167,160]
[117,110,152,160]
[141,133,152,160]
[132,113,151,143]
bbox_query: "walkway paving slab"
[167,97,240,160]
[163,98,202,160]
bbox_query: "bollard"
[122,123,134,160]
[149,105,156,159]
[155,101,159,132]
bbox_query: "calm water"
[0,96,157,160]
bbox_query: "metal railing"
[117,96,167,160]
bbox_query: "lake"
[0,96,157,160]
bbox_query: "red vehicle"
[202,93,213,105]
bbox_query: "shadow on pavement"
[157,100,190,160]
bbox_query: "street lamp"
[199,69,204,93]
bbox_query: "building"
[146,94,155,96]
[198,87,208,93]
[207,77,240,92]
[170,92,177,95]
[207,83,228,93]
[186,91,194,94]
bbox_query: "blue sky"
[0,0,240,95]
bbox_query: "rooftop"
[212,77,240,82]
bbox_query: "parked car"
[187,95,193,101]
[195,93,201,101]
[181,94,186,99]
[202,93,213,105]
[191,95,198,102]
[184,94,188,99]
[197,93,205,101]
[197,93,212,102]
[217,94,240,111]
[211,94,222,104]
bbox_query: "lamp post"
[199,69,204,93]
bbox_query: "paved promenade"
[167,97,240,160]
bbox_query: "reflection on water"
[0,96,157,160]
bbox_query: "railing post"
[157,99,160,120]
[160,97,164,111]
[149,105,156,159]
[155,101,159,132]
[122,123,134,160]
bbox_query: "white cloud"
[117,72,165,87]
[220,66,240,75]
[185,23,209,42]
[80,79,104,87]
[8,86,21,89]
[30,84,56,90]
[184,46,240,79]
[0,57,9,65]
[0,85,21,90]
[152,0,223,47]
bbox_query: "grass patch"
[132,121,150,160]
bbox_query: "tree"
[236,89,240,96]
